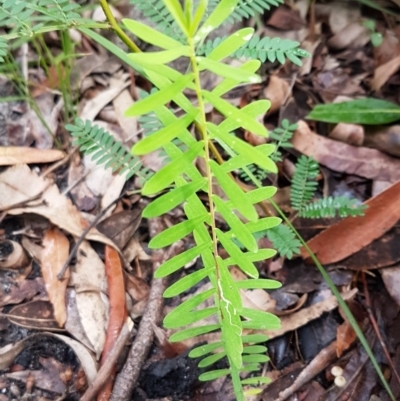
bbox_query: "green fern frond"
[266,224,301,259]
[300,196,367,219]
[197,34,309,66]
[290,155,319,213]
[66,118,153,182]
[239,163,268,183]
[228,0,284,23]
[269,119,296,162]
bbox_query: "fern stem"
[99,0,141,53]
[188,42,219,271]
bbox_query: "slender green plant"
[1,0,395,399]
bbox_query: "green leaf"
[195,0,239,42]
[242,354,269,363]
[190,0,207,34]
[132,113,197,155]
[210,160,257,221]
[245,217,281,233]
[189,341,223,358]
[241,376,271,385]
[199,369,231,381]
[164,266,212,297]
[122,19,183,49]
[142,141,204,195]
[155,241,212,278]
[165,289,215,319]
[125,74,194,117]
[143,178,207,218]
[163,0,189,35]
[203,91,269,137]
[128,46,191,65]
[241,308,281,330]
[243,345,268,354]
[236,279,282,289]
[225,248,277,266]
[242,334,269,343]
[212,60,261,97]
[164,306,218,328]
[213,195,257,252]
[307,98,400,125]
[149,212,209,249]
[245,186,277,204]
[208,28,255,61]
[217,230,259,278]
[199,351,227,367]
[208,123,277,173]
[197,57,261,83]
[170,324,221,342]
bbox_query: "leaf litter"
[1,1,400,400]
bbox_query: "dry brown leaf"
[2,165,115,247]
[381,265,400,307]
[301,181,400,264]
[265,289,357,339]
[264,76,290,115]
[0,147,65,166]
[329,123,364,146]
[292,121,400,182]
[371,55,400,91]
[41,228,70,327]
[336,319,356,357]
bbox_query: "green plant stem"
[99,0,141,53]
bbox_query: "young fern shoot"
[121,0,294,398]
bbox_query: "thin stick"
[80,322,131,401]
[109,218,183,401]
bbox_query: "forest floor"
[1,1,400,401]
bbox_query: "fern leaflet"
[290,155,319,213]
[266,224,301,259]
[66,118,153,182]
[300,196,367,219]
[227,0,284,23]
[197,34,310,66]
[269,118,296,161]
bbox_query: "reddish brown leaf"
[97,245,127,401]
[336,320,356,357]
[41,228,70,327]
[301,181,400,264]
[292,121,400,182]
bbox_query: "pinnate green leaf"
[199,351,227,367]
[217,230,259,278]
[132,113,197,155]
[197,57,260,83]
[128,46,191,65]
[241,308,281,330]
[195,0,239,42]
[149,213,209,249]
[207,28,255,61]
[213,195,257,252]
[208,123,277,173]
[170,324,221,342]
[189,341,223,358]
[122,19,183,49]
[236,279,282,289]
[210,160,257,221]
[199,369,231,381]
[163,266,212,297]
[203,91,269,137]
[142,141,204,195]
[125,74,193,117]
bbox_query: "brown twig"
[80,322,131,401]
[109,218,183,401]
[57,193,125,279]
[361,271,400,386]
